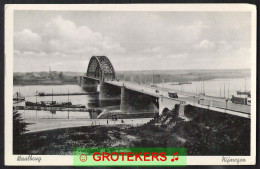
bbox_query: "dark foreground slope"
[14,105,250,155]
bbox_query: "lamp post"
[225,99,228,113]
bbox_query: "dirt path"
[25,118,153,133]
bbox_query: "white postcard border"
[4,4,257,166]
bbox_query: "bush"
[13,109,27,136]
[13,108,28,154]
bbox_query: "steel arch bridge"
[86,56,116,80]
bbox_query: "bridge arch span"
[86,56,116,80]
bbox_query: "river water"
[161,78,251,98]
[14,77,251,120]
[13,85,99,119]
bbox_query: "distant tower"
[49,66,52,78]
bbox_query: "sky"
[13,11,251,72]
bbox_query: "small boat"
[70,104,86,108]
[37,91,98,96]
[62,102,72,106]
[25,101,85,108]
[38,92,46,96]
[25,101,42,107]
[231,95,248,105]
[13,92,25,102]
[171,82,192,85]
[179,82,192,85]
[236,90,251,97]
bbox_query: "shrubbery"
[13,108,28,154]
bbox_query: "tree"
[13,108,27,136]
[13,108,28,154]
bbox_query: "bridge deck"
[105,80,250,119]
[82,76,250,118]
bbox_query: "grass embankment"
[14,125,135,155]
[14,105,250,155]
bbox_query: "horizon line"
[14,68,251,73]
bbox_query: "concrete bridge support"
[77,76,82,85]
[158,96,185,116]
[120,86,127,113]
[79,76,98,92]
[97,81,121,108]
[98,81,109,100]
[178,104,185,117]
[81,77,87,86]
[97,81,109,108]
[119,87,158,114]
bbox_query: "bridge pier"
[178,104,185,117]
[120,86,127,113]
[158,96,186,117]
[77,76,82,85]
[79,76,98,92]
[119,87,158,113]
[97,81,121,108]
[97,81,109,108]
[98,81,109,100]
[81,77,87,86]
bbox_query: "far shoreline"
[13,82,78,86]
[13,76,250,86]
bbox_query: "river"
[13,85,100,119]
[13,77,251,120]
[160,78,251,98]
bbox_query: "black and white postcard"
[4,4,256,166]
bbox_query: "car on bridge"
[168,92,178,98]
[247,97,251,105]
[151,84,157,88]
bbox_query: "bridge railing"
[199,99,250,113]
[106,80,251,114]
[213,100,250,113]
[199,99,211,106]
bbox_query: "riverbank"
[14,105,250,156]
[24,118,152,133]
[14,80,78,86]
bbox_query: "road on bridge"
[106,80,250,118]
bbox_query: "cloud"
[41,16,125,56]
[13,12,251,72]
[14,29,42,52]
[14,16,126,60]
[138,47,163,56]
[168,53,188,59]
[137,46,188,60]
[194,39,215,49]
[13,15,126,72]
[232,47,251,68]
[171,21,209,43]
